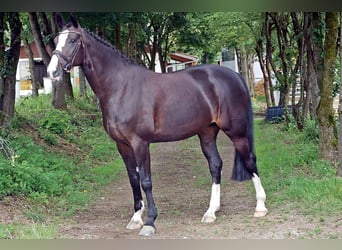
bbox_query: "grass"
[254,119,342,218]
[0,222,58,239]
[0,94,125,238]
[1,93,342,238]
[181,114,342,224]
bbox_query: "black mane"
[83,28,136,65]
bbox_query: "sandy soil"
[55,132,342,239]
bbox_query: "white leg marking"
[201,183,220,223]
[47,31,70,81]
[252,173,268,217]
[126,200,145,230]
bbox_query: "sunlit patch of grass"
[0,222,58,239]
[254,119,342,219]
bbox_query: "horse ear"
[56,14,65,29]
[70,15,79,29]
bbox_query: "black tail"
[231,75,256,181]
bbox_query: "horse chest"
[101,110,133,142]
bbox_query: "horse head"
[47,15,84,81]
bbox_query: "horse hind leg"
[252,173,268,217]
[229,136,268,217]
[198,125,222,223]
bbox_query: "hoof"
[126,220,143,230]
[201,214,216,223]
[139,225,156,237]
[254,210,268,217]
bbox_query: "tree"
[20,13,39,97]
[317,12,339,163]
[0,12,21,127]
[28,12,73,109]
[265,13,295,109]
[176,13,216,64]
[78,67,87,98]
[256,13,274,107]
[144,12,187,72]
[28,13,49,64]
[338,12,342,177]
[204,12,259,94]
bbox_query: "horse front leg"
[116,142,145,230]
[131,139,158,237]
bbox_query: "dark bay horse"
[47,16,267,236]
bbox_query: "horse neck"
[80,31,132,98]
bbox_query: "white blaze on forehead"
[55,31,70,51]
[47,30,70,79]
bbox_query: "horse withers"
[47,15,267,237]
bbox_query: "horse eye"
[70,39,76,44]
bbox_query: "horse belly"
[150,104,213,142]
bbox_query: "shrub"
[0,95,122,216]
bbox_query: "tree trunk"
[127,23,137,61]
[29,12,68,109]
[159,32,170,74]
[247,53,255,98]
[23,38,39,97]
[149,33,158,71]
[337,12,342,177]
[114,23,122,51]
[0,12,6,121]
[50,12,58,35]
[39,12,55,52]
[317,12,338,163]
[28,12,51,65]
[158,46,166,73]
[303,13,316,119]
[0,13,21,127]
[52,80,66,110]
[310,12,324,119]
[270,12,290,108]
[64,71,74,101]
[239,46,249,86]
[290,12,306,131]
[264,13,276,106]
[255,37,272,107]
[78,67,87,98]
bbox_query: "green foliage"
[38,110,72,135]
[254,120,342,217]
[0,95,123,218]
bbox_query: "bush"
[0,135,75,197]
[0,95,121,216]
[38,109,73,135]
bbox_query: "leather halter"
[52,31,83,72]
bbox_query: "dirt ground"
[56,132,342,239]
